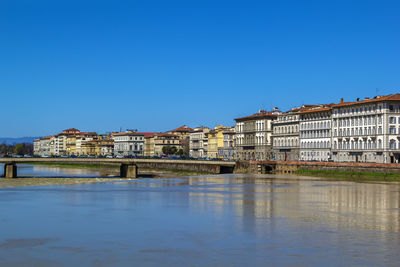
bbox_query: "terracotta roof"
[332,93,400,107]
[235,110,279,121]
[298,105,332,114]
[285,105,318,113]
[169,125,194,133]
[62,128,80,132]
[138,132,158,137]
[112,132,144,136]
[55,132,77,137]
[77,132,97,136]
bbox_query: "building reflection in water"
[187,175,400,235]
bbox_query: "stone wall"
[250,161,400,175]
[136,161,223,174]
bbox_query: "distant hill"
[0,137,39,145]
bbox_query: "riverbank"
[295,169,400,182]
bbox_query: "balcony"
[190,144,202,149]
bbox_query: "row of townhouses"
[34,126,197,158]
[34,93,400,163]
[234,93,400,163]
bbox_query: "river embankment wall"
[236,160,400,175]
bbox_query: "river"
[0,165,400,266]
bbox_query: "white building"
[189,127,210,158]
[234,109,280,161]
[54,128,80,156]
[33,139,40,156]
[113,131,144,157]
[299,105,332,161]
[331,94,400,163]
[272,106,315,161]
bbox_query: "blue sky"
[1,0,400,137]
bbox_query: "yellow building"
[66,135,77,155]
[76,132,98,156]
[144,133,181,157]
[207,125,231,159]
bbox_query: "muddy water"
[0,174,400,266]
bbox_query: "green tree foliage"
[162,146,178,155]
[14,144,25,155]
[176,149,184,156]
[0,142,15,155]
[0,142,33,156]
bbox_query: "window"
[389,117,396,124]
[390,127,396,134]
[390,140,396,149]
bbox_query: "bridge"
[0,158,236,178]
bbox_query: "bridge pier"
[4,162,17,178]
[120,164,137,178]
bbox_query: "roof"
[138,132,159,137]
[169,125,194,133]
[234,110,279,121]
[332,93,400,108]
[62,128,80,132]
[112,131,145,136]
[298,105,332,114]
[77,132,97,136]
[146,133,179,138]
[284,105,319,113]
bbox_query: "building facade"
[272,107,312,161]
[219,127,235,160]
[189,127,210,158]
[144,133,181,157]
[113,131,145,157]
[54,128,81,156]
[234,109,280,161]
[299,105,332,161]
[331,94,400,163]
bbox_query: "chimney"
[340,98,344,104]
[365,97,370,100]
[356,98,360,101]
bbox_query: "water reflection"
[0,174,400,266]
[0,164,105,178]
[187,176,400,233]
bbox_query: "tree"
[162,146,178,155]
[180,137,190,157]
[14,144,25,155]
[12,143,33,155]
[176,149,184,156]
